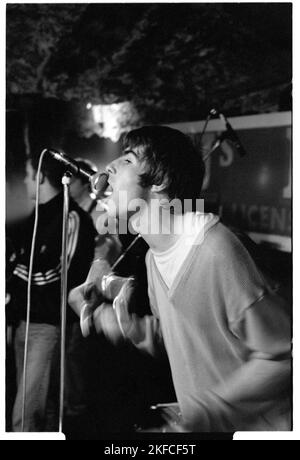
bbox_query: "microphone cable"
[21,149,48,432]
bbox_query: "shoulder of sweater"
[143,225,243,264]
[200,222,249,260]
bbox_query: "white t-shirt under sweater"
[151,212,219,289]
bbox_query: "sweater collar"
[151,214,220,298]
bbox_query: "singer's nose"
[106,161,116,175]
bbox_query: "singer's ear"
[151,177,169,194]
[151,183,166,193]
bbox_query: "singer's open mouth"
[98,183,113,212]
[104,184,113,197]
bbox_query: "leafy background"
[7,3,292,124]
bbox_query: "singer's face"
[24,161,37,200]
[105,149,150,221]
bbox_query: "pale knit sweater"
[127,220,291,432]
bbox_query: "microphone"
[210,109,247,157]
[46,149,109,195]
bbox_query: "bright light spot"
[91,102,137,142]
[86,102,92,110]
[258,166,270,187]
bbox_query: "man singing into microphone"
[70,125,291,432]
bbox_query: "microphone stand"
[200,108,223,162]
[202,135,224,162]
[201,109,247,161]
[58,171,72,433]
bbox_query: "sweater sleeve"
[210,228,269,326]
[187,292,291,431]
[185,230,291,431]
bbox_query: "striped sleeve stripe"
[15,262,61,278]
[14,263,61,282]
[32,276,60,285]
[67,211,80,268]
[13,210,80,284]
[13,267,60,285]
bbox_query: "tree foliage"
[7,3,292,123]
[6,4,87,94]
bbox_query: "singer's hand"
[69,282,104,337]
[92,277,137,344]
[68,279,104,318]
[68,258,112,338]
[68,257,112,313]
[112,277,137,338]
[93,302,124,345]
[68,282,87,317]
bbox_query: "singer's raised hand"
[92,277,137,344]
[93,302,124,345]
[68,258,112,337]
[112,277,137,338]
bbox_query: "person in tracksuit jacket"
[10,154,96,432]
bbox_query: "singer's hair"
[29,153,67,190]
[123,126,205,205]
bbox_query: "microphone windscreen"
[91,172,109,196]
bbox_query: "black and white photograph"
[3,1,294,442]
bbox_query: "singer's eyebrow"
[123,149,139,158]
